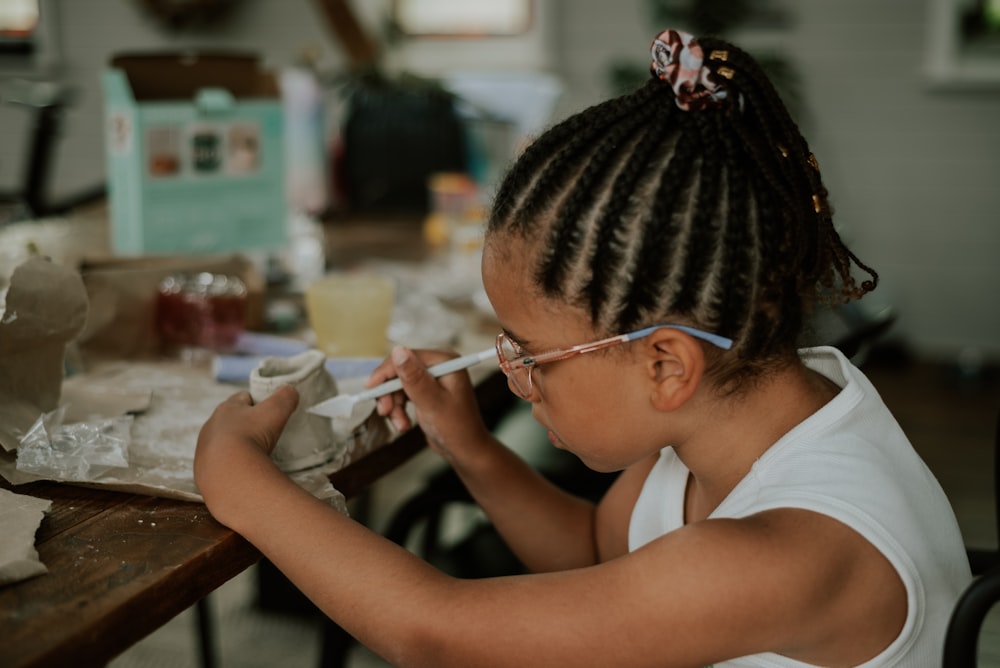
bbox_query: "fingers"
[254,385,300,442]
[371,346,458,431]
[389,345,471,422]
[377,389,412,432]
[226,390,253,405]
[387,346,440,413]
[264,384,300,414]
[385,346,433,431]
[370,352,409,429]
[224,385,298,414]
[215,385,299,439]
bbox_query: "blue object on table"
[213,351,382,384]
[232,331,311,357]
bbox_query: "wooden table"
[0,369,514,668]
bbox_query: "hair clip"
[808,153,820,171]
[716,66,735,80]
[778,144,789,158]
[812,194,824,214]
[650,29,732,111]
[709,50,729,61]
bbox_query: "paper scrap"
[0,487,52,586]
[0,257,88,453]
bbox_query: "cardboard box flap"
[109,51,278,100]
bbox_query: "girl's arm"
[195,387,904,668]
[368,345,644,571]
[194,387,452,663]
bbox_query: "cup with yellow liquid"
[304,273,396,358]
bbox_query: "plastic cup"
[304,273,395,358]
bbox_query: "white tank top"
[629,346,971,666]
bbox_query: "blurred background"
[0,0,998,364]
[1,0,999,365]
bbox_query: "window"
[0,0,58,75]
[926,0,1000,88]
[0,0,40,50]
[392,0,532,37]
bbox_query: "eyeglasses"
[495,324,733,399]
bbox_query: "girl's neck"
[676,361,841,523]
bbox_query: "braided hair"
[487,31,878,387]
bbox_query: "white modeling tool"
[307,348,497,420]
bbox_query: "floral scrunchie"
[650,29,729,111]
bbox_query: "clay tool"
[306,347,497,421]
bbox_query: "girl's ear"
[643,328,706,412]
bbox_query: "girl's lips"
[547,430,563,449]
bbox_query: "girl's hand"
[194,385,299,525]
[368,346,490,463]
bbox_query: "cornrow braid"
[538,93,660,295]
[491,90,652,234]
[486,30,879,387]
[584,97,674,323]
[614,126,695,329]
[712,123,755,344]
[669,112,724,315]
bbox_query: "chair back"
[945,410,1000,666]
[943,566,1000,667]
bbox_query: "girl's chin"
[547,430,624,473]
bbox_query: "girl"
[195,29,971,666]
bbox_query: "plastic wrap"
[16,406,132,481]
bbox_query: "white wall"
[0,0,554,201]
[549,0,1000,362]
[1,0,997,361]
[1,0,339,198]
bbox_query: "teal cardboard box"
[103,52,286,254]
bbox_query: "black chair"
[944,565,1000,667]
[381,455,618,579]
[942,410,1000,666]
[828,302,897,362]
[965,409,1000,576]
[382,465,524,578]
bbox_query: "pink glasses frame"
[495,324,733,398]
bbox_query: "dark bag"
[341,74,467,214]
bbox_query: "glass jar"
[156,272,247,360]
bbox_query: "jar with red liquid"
[156,273,247,360]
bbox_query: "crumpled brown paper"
[0,255,384,513]
[0,257,88,453]
[75,254,260,363]
[0,487,52,586]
